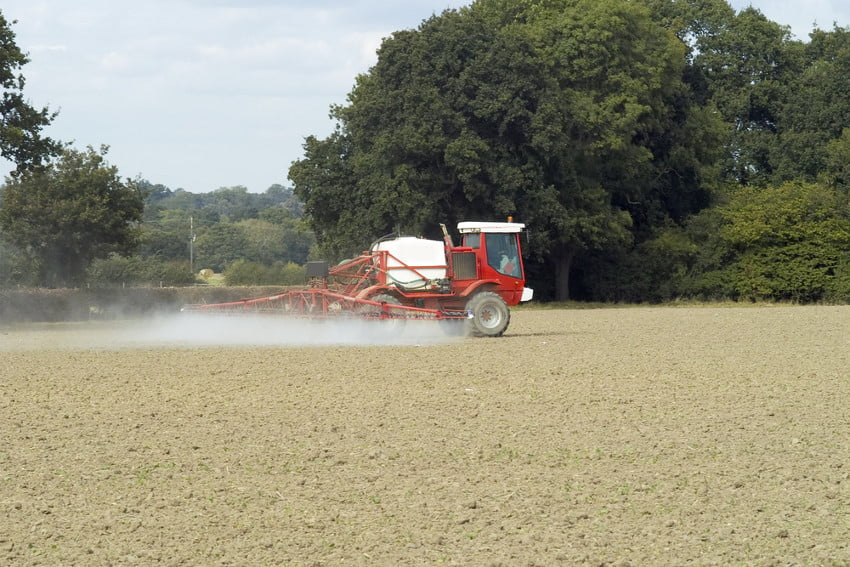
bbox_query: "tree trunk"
[553,245,574,302]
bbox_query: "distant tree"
[199,186,258,221]
[139,208,193,261]
[258,206,293,224]
[202,217,314,268]
[0,11,62,172]
[240,213,314,265]
[194,222,249,272]
[237,218,288,265]
[260,184,304,216]
[138,179,174,223]
[0,146,144,287]
[132,183,314,277]
[156,188,203,212]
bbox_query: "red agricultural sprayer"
[182,221,533,337]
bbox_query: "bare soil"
[1,306,849,566]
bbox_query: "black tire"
[465,291,510,337]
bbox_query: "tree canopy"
[291,0,724,300]
[0,146,144,287]
[0,10,61,172]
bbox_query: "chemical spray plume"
[0,314,467,351]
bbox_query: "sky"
[1,1,848,194]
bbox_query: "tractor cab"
[453,221,533,305]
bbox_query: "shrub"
[223,260,306,286]
[87,255,195,287]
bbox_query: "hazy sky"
[1,1,847,193]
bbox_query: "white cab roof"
[457,221,525,234]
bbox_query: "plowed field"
[2,306,849,565]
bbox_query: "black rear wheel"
[465,291,510,337]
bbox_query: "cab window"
[485,233,521,278]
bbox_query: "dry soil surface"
[1,306,849,566]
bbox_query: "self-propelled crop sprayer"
[183,221,533,337]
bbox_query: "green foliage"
[715,181,850,301]
[194,223,249,273]
[144,183,303,222]
[581,179,850,304]
[191,215,314,274]
[821,128,850,190]
[0,11,62,173]
[291,0,722,300]
[236,217,314,266]
[659,181,850,303]
[0,146,144,287]
[772,26,850,184]
[824,256,850,302]
[693,6,799,186]
[676,204,738,300]
[134,184,313,277]
[87,254,195,287]
[0,236,38,286]
[139,208,193,261]
[573,223,698,303]
[223,260,306,286]
[289,131,363,261]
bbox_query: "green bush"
[716,182,850,302]
[87,255,195,287]
[223,260,307,286]
[223,259,266,285]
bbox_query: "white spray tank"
[371,236,447,290]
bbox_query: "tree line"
[0,167,314,287]
[290,0,850,302]
[2,1,850,302]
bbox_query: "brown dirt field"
[1,306,849,566]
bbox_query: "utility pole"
[189,215,195,274]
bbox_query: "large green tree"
[691,6,801,186]
[0,11,61,172]
[770,25,850,184]
[291,0,722,300]
[0,146,144,287]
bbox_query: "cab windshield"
[485,233,521,278]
